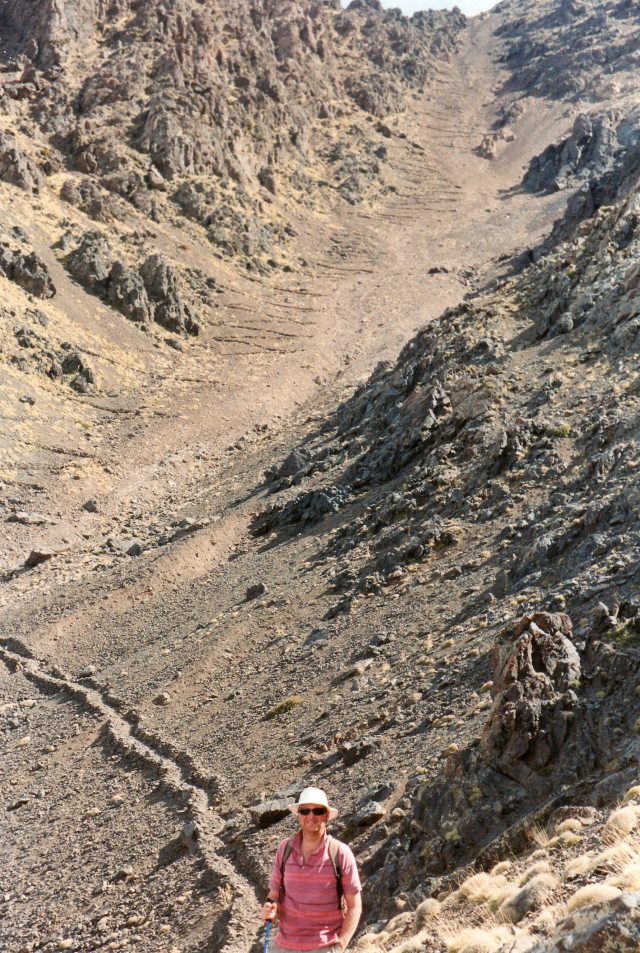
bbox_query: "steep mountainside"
[2,2,640,953]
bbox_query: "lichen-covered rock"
[533,890,640,952]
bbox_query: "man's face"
[297,803,328,834]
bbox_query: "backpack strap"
[328,837,344,911]
[279,838,294,901]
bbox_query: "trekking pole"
[263,919,271,953]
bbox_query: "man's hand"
[262,900,278,921]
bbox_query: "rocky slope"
[2,2,640,953]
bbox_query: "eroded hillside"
[2,1,640,953]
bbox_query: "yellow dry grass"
[566,883,621,912]
[555,818,583,835]
[517,860,552,886]
[607,862,640,891]
[441,925,513,953]
[414,898,441,930]
[602,806,639,842]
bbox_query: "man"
[262,786,362,952]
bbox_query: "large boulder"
[481,612,580,785]
[140,254,200,336]
[65,231,113,292]
[107,262,152,325]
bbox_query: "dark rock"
[0,245,55,298]
[340,737,378,765]
[0,130,43,192]
[140,254,199,336]
[82,499,99,513]
[107,262,152,325]
[352,800,386,827]
[481,613,580,785]
[24,549,55,568]
[246,582,267,601]
[65,231,113,292]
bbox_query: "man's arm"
[337,892,362,951]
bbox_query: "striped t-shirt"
[269,832,361,950]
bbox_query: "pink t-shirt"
[269,832,361,951]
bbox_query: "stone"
[339,737,378,765]
[82,499,99,513]
[246,582,267,601]
[352,800,386,827]
[24,549,55,568]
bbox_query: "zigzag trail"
[0,639,259,953]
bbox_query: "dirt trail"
[1,15,580,953]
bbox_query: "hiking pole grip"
[263,918,271,953]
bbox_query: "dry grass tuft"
[415,898,441,930]
[564,853,595,880]
[490,861,512,877]
[458,872,498,903]
[566,883,621,912]
[622,785,640,804]
[564,842,638,880]
[385,913,415,936]
[442,925,513,953]
[529,824,553,849]
[389,930,431,953]
[607,862,640,891]
[602,806,639,842]
[499,873,558,924]
[518,860,552,886]
[555,818,583,835]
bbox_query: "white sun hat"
[288,786,338,821]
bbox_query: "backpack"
[279,836,345,911]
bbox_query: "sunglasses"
[298,807,328,816]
